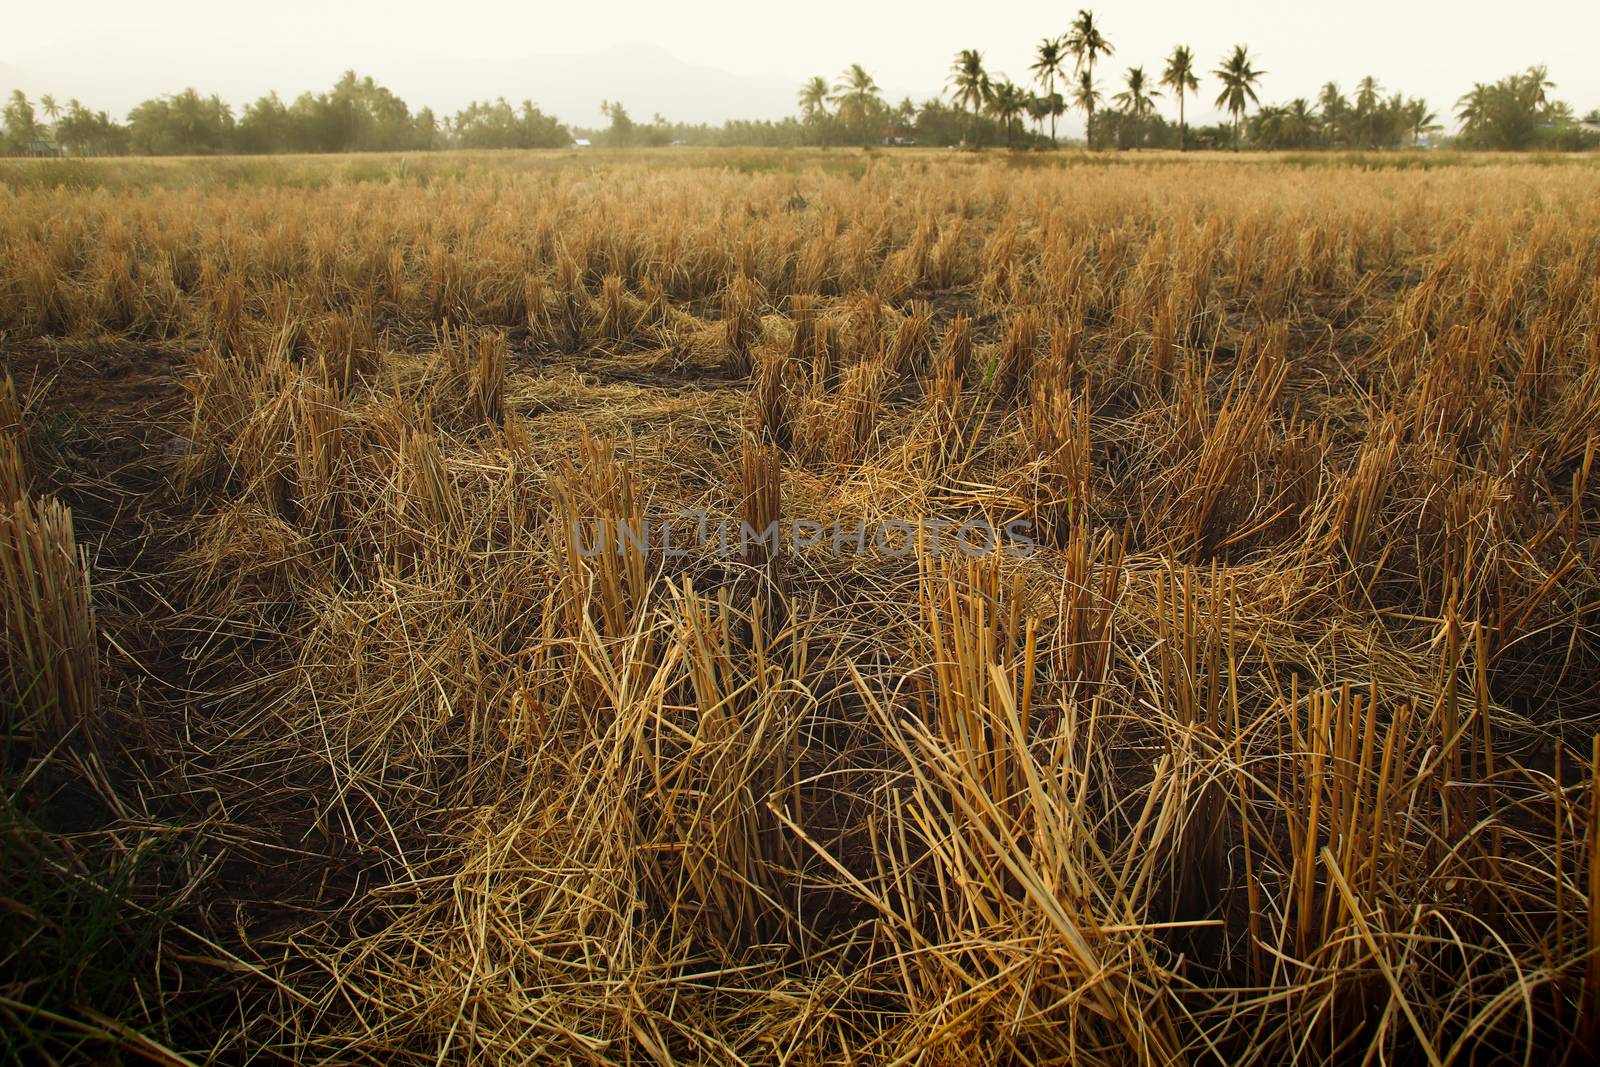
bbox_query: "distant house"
[878,125,916,147]
[1581,120,1600,135]
[573,138,592,148]
[23,138,61,158]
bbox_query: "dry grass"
[1,495,98,743]
[2,148,1598,1064]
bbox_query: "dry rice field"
[3,148,1600,1064]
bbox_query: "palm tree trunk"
[1087,59,1098,150]
[1049,76,1058,147]
[1179,94,1186,152]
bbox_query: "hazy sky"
[9,1,1598,131]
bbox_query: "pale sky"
[7,1,1597,131]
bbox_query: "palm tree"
[39,94,60,124]
[1213,45,1265,150]
[1065,10,1113,146]
[1455,82,1491,136]
[1026,93,1051,140]
[1030,36,1068,145]
[1355,75,1382,147]
[1543,100,1576,125]
[1251,105,1286,148]
[1515,65,1555,110]
[1355,76,1381,114]
[1404,97,1439,146]
[948,49,991,147]
[170,89,209,151]
[1113,66,1160,119]
[831,64,882,147]
[4,90,39,146]
[988,80,1028,147]
[1318,82,1349,145]
[1286,98,1318,146]
[1255,98,1317,149]
[798,76,830,120]
[1072,70,1103,142]
[892,96,917,143]
[1458,67,1555,150]
[1161,46,1199,150]
[797,77,833,147]
[1045,93,1067,144]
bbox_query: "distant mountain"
[403,43,808,127]
[2,40,922,129]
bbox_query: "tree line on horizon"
[799,11,1595,152]
[0,73,571,157]
[3,13,1596,158]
